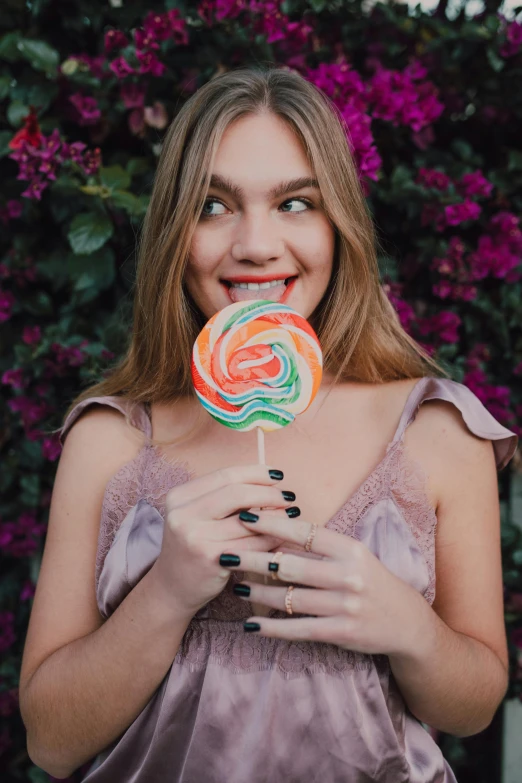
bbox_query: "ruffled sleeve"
[399,377,518,471]
[58,396,151,447]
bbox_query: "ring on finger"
[285,585,295,615]
[269,551,284,580]
[304,523,318,553]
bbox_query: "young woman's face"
[185,112,336,321]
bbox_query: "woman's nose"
[230,210,285,264]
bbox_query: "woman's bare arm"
[388,401,509,737]
[22,565,191,778]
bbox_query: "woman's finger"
[242,615,347,645]
[219,549,356,591]
[231,535,286,553]
[165,464,286,511]
[238,513,362,562]
[235,582,353,617]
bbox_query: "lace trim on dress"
[96,445,194,588]
[96,433,437,677]
[171,618,390,679]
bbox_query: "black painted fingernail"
[269,469,284,480]
[268,562,279,572]
[285,506,301,518]
[244,622,261,632]
[282,491,296,502]
[239,510,259,523]
[219,554,241,567]
[233,583,251,596]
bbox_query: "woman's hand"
[220,512,433,657]
[150,465,294,619]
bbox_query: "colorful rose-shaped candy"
[191,300,323,433]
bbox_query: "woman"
[19,65,517,782]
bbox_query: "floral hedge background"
[1,0,521,780]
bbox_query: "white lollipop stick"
[257,426,265,465]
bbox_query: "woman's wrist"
[145,563,196,626]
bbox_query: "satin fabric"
[84,497,456,783]
[62,377,518,782]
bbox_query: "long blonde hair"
[62,64,446,433]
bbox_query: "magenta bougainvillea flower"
[500,19,522,58]
[417,168,452,190]
[69,93,102,125]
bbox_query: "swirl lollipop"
[191,300,323,463]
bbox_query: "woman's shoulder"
[405,376,518,472]
[58,395,152,448]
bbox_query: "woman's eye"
[280,198,312,213]
[200,196,313,219]
[201,198,227,217]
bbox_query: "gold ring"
[270,550,284,580]
[304,523,318,553]
[285,585,295,615]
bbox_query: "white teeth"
[229,279,288,290]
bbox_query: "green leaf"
[486,47,505,73]
[28,765,52,783]
[0,129,13,158]
[7,99,30,128]
[0,32,23,63]
[69,246,116,293]
[20,474,41,507]
[126,157,150,178]
[502,521,520,550]
[0,74,10,100]
[10,78,59,113]
[17,39,60,77]
[512,550,522,567]
[110,190,148,216]
[508,150,522,172]
[68,211,114,255]
[309,0,327,10]
[100,165,131,191]
[451,138,474,162]
[23,291,54,316]
[389,164,413,190]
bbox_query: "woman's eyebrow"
[207,174,320,201]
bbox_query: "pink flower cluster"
[0,199,22,226]
[9,126,101,201]
[107,9,188,80]
[464,344,516,429]
[304,58,443,191]
[249,0,313,48]
[0,511,46,559]
[304,61,381,189]
[0,288,15,322]
[418,168,493,232]
[500,19,522,58]
[417,310,461,344]
[382,282,415,331]
[468,212,522,281]
[69,93,102,126]
[431,236,477,302]
[431,211,522,300]
[417,167,494,199]
[367,61,444,134]
[197,0,247,23]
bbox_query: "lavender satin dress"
[59,377,518,783]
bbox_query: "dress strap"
[391,376,518,471]
[58,395,152,447]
